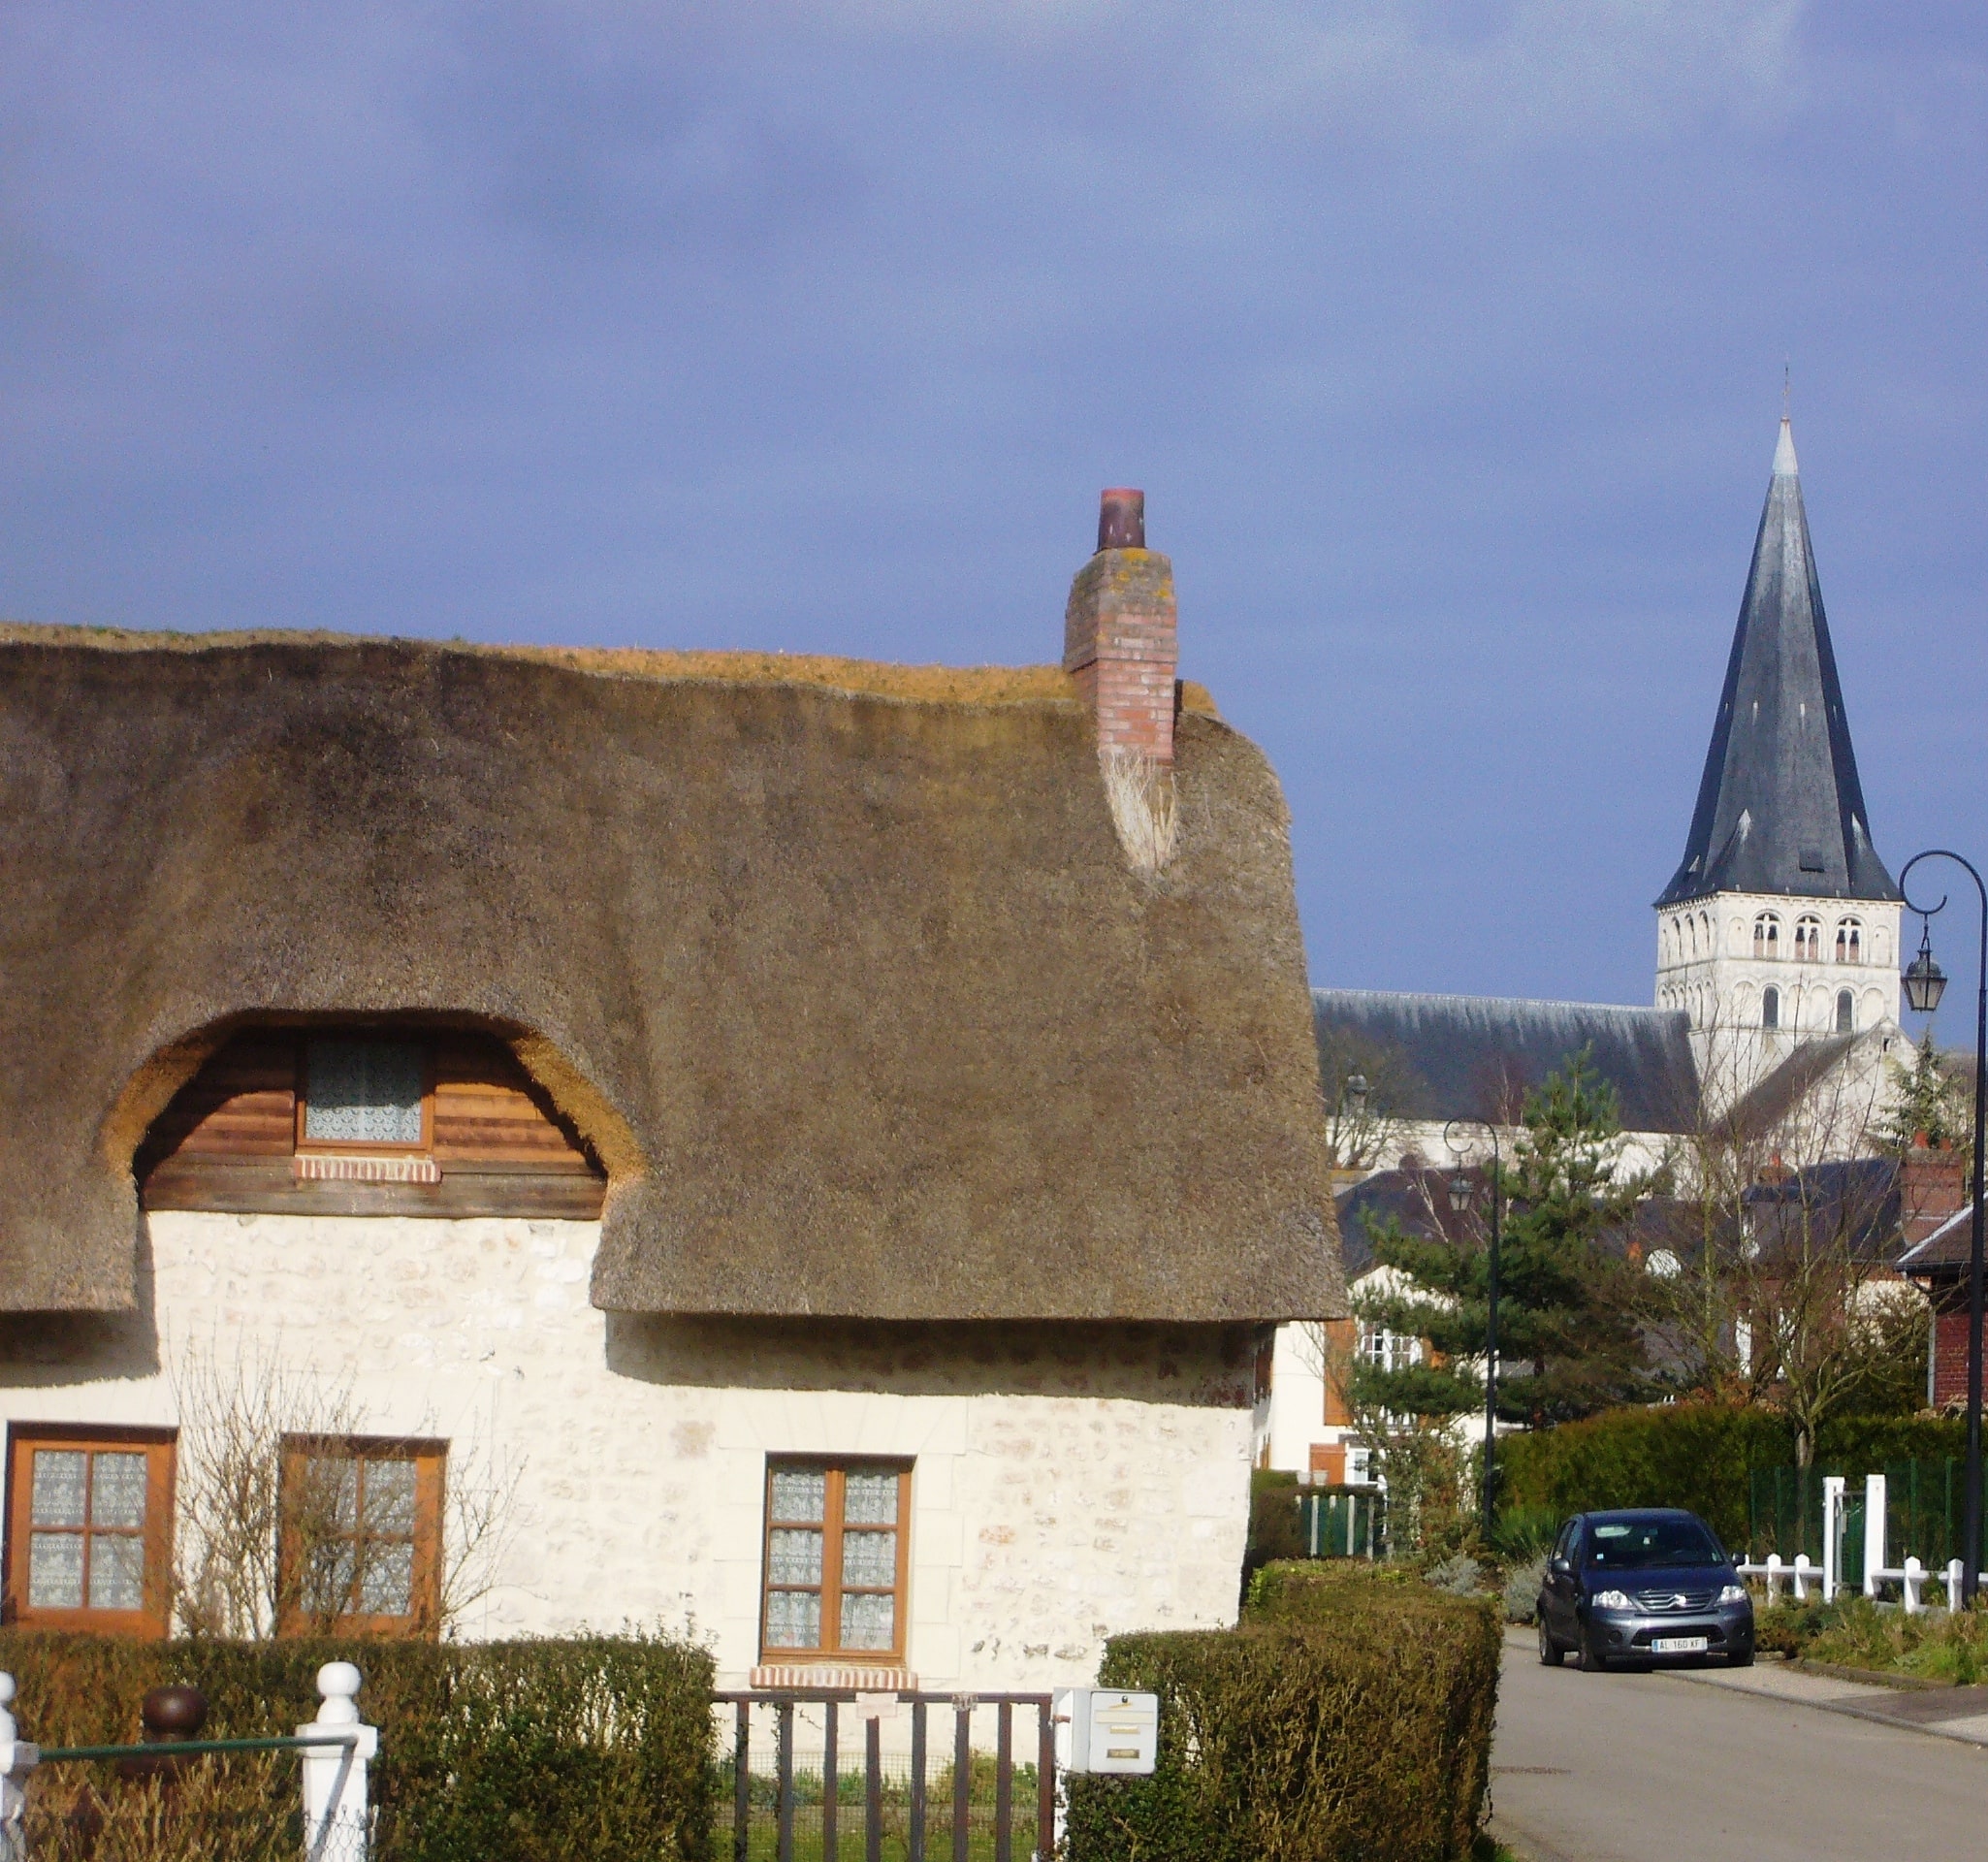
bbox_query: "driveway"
[1491,1631,1988,1862]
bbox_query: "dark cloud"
[1,1,1982,1006]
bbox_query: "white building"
[0,491,1344,1689]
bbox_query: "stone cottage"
[0,492,1342,1692]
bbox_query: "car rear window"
[1584,1518,1724,1569]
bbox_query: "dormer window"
[300,1038,430,1153]
[1753,914,1780,958]
[1836,918,1862,964]
[1794,916,1821,963]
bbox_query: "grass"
[1754,1593,1988,1682]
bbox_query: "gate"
[715,1689,1054,1862]
[1300,1488,1384,1559]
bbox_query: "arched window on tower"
[1762,986,1780,1031]
[1836,918,1862,964]
[1836,989,1854,1034]
[1754,913,1780,958]
[1794,915,1821,962]
[1700,911,1712,952]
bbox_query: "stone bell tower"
[1653,417,1903,1107]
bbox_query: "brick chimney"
[1902,1137,1968,1247]
[1063,489,1178,765]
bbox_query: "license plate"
[1651,1636,1709,1654]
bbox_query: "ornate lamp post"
[1444,1117,1503,1532]
[1898,850,1987,1607]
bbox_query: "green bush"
[1499,1405,1973,1550]
[1065,1562,1498,1862]
[1244,1469,1306,1589]
[0,1631,715,1862]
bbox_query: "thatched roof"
[0,625,1342,1323]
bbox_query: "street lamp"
[1899,851,1988,1607]
[1344,1074,1369,1120]
[1443,1117,1503,1533]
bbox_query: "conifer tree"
[1351,1048,1656,1431]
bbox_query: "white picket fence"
[1735,1472,1967,1614]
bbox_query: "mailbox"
[1051,1687,1159,1776]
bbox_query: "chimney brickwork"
[1902,1141,1967,1247]
[1063,489,1178,766]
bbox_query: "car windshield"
[1584,1518,1724,1570]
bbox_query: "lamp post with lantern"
[1897,849,1988,1607]
[1443,1117,1503,1533]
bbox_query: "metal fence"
[1299,1488,1385,1560]
[715,1690,1054,1862]
[1749,1461,1988,1576]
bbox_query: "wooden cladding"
[140,1029,605,1219]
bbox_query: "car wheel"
[1537,1618,1564,1667]
[1577,1625,1610,1673]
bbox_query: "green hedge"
[0,1631,715,1862]
[1064,1563,1498,1862]
[1497,1405,1972,1547]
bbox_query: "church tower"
[1653,417,1903,1102]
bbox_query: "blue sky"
[3,3,1982,1009]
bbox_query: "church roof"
[1312,989,1700,1135]
[1656,418,1899,909]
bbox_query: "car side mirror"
[1550,1557,1571,1576]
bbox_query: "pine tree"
[1877,1028,1972,1161]
[1351,1048,1655,1431]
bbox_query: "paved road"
[1491,1633,1988,1862]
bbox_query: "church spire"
[1656,417,1899,908]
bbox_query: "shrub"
[1499,1405,1975,1551]
[1243,1469,1307,1599]
[1424,1554,1484,1596]
[1501,1557,1546,1624]
[0,1631,716,1862]
[1486,1504,1558,1564]
[1066,1562,1498,1862]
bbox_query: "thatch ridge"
[0,629,1336,1323]
[0,622,1219,716]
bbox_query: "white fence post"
[0,1672,37,1862]
[1948,1558,1965,1609]
[1764,1553,1783,1600]
[1791,1552,1815,1601]
[1904,1557,1925,1614]
[1822,1476,1845,1600]
[1863,1473,1887,1597]
[299,1662,376,1862]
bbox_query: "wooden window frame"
[277,1434,445,1639]
[3,1425,176,1638]
[294,1035,435,1158]
[759,1459,912,1667]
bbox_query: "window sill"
[293,1153,440,1184]
[751,1664,915,1692]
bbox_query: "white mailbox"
[1052,1686,1160,1776]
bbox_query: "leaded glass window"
[303,1039,427,1148]
[7,1433,170,1630]
[760,1461,908,1662]
[281,1438,442,1631]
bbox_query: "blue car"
[1536,1507,1755,1671]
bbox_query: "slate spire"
[1656,418,1899,908]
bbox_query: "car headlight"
[1591,1589,1633,1611]
[1719,1584,1748,1605]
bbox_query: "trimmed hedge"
[1497,1405,1972,1547]
[0,1631,715,1862]
[1064,1562,1499,1862]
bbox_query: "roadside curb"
[1660,1661,1988,1750]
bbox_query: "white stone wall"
[0,1212,1256,1690]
